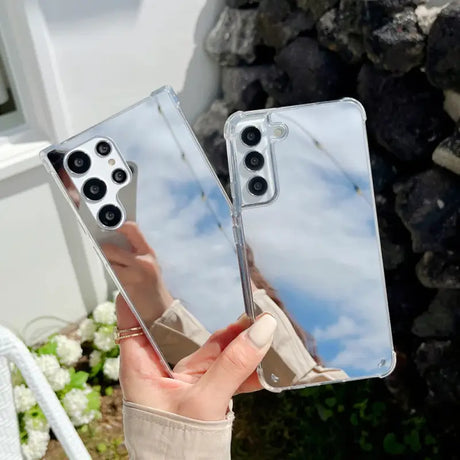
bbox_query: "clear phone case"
[41,87,245,373]
[225,99,396,391]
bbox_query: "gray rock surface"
[432,127,460,176]
[416,251,460,289]
[365,10,425,74]
[297,0,339,21]
[394,168,460,253]
[426,3,460,91]
[226,0,259,7]
[413,290,460,338]
[205,7,260,66]
[358,64,453,162]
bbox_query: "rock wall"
[195,0,460,450]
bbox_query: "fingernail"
[247,314,277,349]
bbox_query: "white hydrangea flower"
[34,354,60,378]
[89,350,102,368]
[62,387,98,427]
[103,357,120,381]
[21,429,50,460]
[94,326,116,352]
[53,335,82,367]
[93,301,116,325]
[13,384,36,413]
[47,367,71,392]
[24,414,49,433]
[77,318,97,343]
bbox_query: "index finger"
[117,221,154,255]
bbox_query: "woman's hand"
[116,295,276,421]
[102,222,174,323]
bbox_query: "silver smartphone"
[41,86,246,373]
[225,99,396,391]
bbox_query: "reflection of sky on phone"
[242,102,393,376]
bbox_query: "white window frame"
[0,0,72,179]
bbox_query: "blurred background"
[1,0,459,458]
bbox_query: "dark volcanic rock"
[393,168,460,253]
[205,7,260,66]
[317,8,364,63]
[432,127,460,176]
[258,0,315,49]
[370,147,398,194]
[226,0,259,7]
[222,65,277,110]
[273,37,347,105]
[365,9,425,74]
[426,3,460,92]
[413,290,460,338]
[357,64,453,162]
[416,252,460,290]
[193,100,231,179]
[297,0,339,22]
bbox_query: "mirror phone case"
[224,98,396,392]
[40,86,245,373]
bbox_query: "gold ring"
[115,326,144,344]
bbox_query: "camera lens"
[244,151,265,171]
[67,151,91,174]
[98,205,122,228]
[112,169,127,184]
[241,126,261,147]
[96,141,112,156]
[248,177,268,196]
[83,178,107,201]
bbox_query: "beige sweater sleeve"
[123,401,234,460]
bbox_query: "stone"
[272,37,347,105]
[443,90,460,122]
[357,64,453,162]
[221,65,278,110]
[393,168,460,253]
[226,0,259,7]
[432,127,460,176]
[375,195,409,271]
[412,290,460,338]
[297,0,339,22]
[193,100,231,179]
[317,8,364,63]
[258,0,315,49]
[415,340,451,376]
[370,148,398,194]
[205,7,260,66]
[416,251,460,289]
[364,10,425,74]
[415,4,446,35]
[426,3,460,91]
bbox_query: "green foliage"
[232,380,439,459]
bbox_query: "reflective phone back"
[225,99,395,391]
[41,87,245,372]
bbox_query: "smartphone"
[41,86,245,373]
[224,99,396,391]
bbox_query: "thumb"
[196,313,277,411]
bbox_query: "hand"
[102,222,174,324]
[116,295,277,421]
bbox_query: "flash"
[108,159,116,166]
[273,125,287,138]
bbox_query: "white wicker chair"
[0,325,91,460]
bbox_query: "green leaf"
[105,386,113,396]
[350,413,358,426]
[70,371,89,389]
[424,435,436,446]
[87,390,101,412]
[325,397,336,408]
[383,433,406,455]
[316,404,333,422]
[96,443,107,453]
[36,341,58,356]
[404,429,421,452]
[90,361,104,378]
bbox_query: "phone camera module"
[67,151,91,174]
[112,169,127,184]
[96,141,112,156]
[83,178,107,201]
[244,151,265,171]
[241,126,261,147]
[98,204,122,228]
[248,176,268,196]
